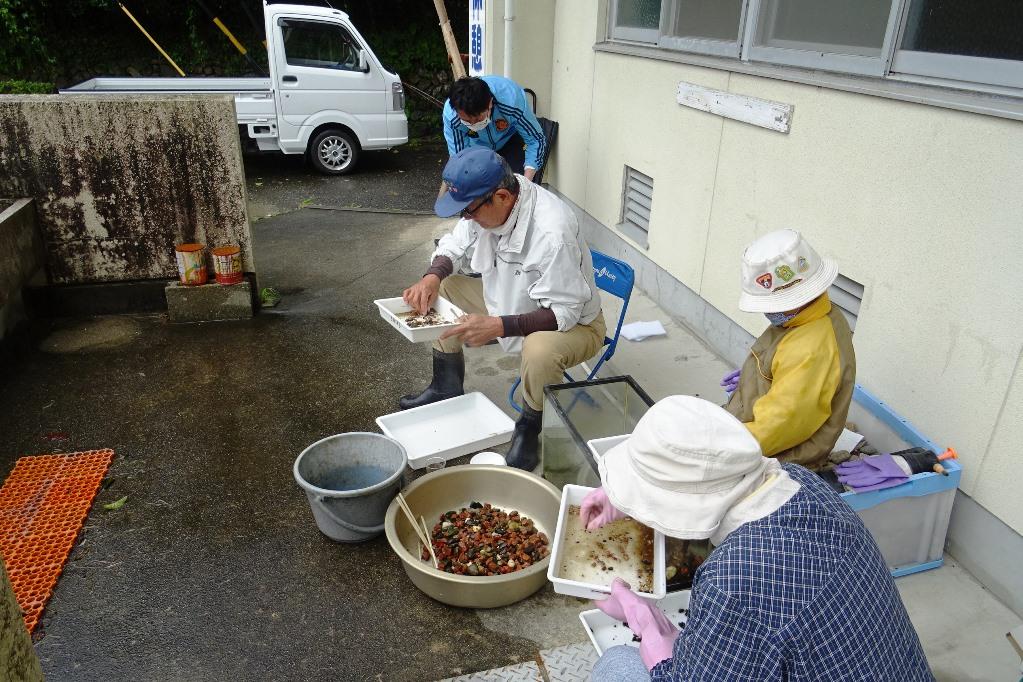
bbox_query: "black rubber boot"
[506,405,542,471]
[399,350,465,410]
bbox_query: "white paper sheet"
[620,320,667,342]
[832,427,865,454]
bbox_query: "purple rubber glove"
[720,369,741,395]
[579,487,627,531]
[595,579,679,670]
[835,454,909,493]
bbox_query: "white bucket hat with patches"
[738,229,839,313]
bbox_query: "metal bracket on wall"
[676,81,794,133]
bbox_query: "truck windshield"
[280,19,362,71]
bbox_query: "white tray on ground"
[579,589,691,656]
[547,484,666,601]
[374,295,465,343]
[376,392,515,469]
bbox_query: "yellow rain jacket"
[725,294,856,470]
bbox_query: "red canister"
[212,245,243,285]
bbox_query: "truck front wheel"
[308,129,359,175]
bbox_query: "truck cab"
[260,3,407,174]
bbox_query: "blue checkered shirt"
[651,464,934,682]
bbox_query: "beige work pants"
[434,275,606,411]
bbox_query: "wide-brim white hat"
[738,229,839,313]
[597,396,768,540]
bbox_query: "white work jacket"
[432,177,602,353]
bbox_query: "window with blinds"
[619,166,653,248]
[829,273,864,331]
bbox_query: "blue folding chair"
[508,249,636,412]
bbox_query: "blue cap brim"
[434,190,472,218]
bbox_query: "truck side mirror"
[358,50,369,73]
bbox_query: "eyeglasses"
[460,192,495,220]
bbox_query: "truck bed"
[61,77,272,95]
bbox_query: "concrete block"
[165,281,253,323]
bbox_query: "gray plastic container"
[294,432,407,542]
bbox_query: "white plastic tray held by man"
[374,295,465,343]
[376,393,515,469]
[579,589,691,656]
[548,484,666,601]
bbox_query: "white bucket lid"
[470,451,507,466]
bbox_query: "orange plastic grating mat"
[0,449,114,632]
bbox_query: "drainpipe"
[503,0,515,79]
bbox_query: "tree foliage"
[0,0,466,82]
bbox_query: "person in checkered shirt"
[583,396,933,682]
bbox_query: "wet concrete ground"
[243,139,447,220]
[0,208,574,681]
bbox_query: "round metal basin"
[384,465,561,608]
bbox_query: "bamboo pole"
[119,4,186,77]
[432,0,467,80]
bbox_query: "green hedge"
[0,80,54,94]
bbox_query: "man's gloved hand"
[720,369,741,395]
[835,454,909,493]
[595,579,679,670]
[579,487,627,531]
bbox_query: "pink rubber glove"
[625,600,679,670]
[579,487,627,531]
[594,579,679,671]
[593,577,643,621]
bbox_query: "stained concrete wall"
[0,198,45,339]
[542,0,1023,540]
[0,95,253,285]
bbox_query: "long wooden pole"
[432,0,467,80]
[119,4,186,77]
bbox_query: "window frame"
[888,0,1023,90]
[657,0,749,59]
[605,0,1023,101]
[278,18,365,72]
[740,0,905,78]
[609,0,662,44]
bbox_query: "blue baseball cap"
[435,147,506,218]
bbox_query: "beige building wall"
[546,0,1023,534]
[485,0,556,118]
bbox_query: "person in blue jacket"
[442,75,547,182]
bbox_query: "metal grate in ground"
[439,660,545,682]
[0,449,114,631]
[540,642,599,681]
[437,642,599,682]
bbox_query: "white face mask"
[461,113,491,133]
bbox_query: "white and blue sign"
[469,0,486,76]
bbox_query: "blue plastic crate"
[842,384,961,577]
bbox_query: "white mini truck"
[62,2,408,175]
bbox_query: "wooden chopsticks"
[396,492,438,569]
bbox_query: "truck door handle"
[282,75,298,83]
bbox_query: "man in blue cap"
[400,148,605,470]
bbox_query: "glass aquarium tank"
[541,376,654,490]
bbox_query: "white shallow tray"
[579,589,691,656]
[374,295,465,343]
[376,392,515,469]
[548,484,666,601]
